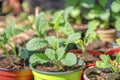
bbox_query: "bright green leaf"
[56,47,65,60]
[26,38,48,51]
[115,17,120,31]
[99,9,110,20]
[115,53,120,64]
[61,52,77,66]
[64,6,74,20]
[66,33,81,44]
[99,0,108,8]
[45,36,57,49]
[29,53,49,65]
[100,55,110,62]
[45,48,56,61]
[59,21,74,36]
[35,12,48,36]
[111,1,120,13]
[80,0,95,8]
[96,60,112,68]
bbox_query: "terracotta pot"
[0,56,33,80]
[97,29,117,42]
[0,69,33,80]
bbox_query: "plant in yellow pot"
[29,11,85,80]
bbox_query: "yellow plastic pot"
[30,62,85,80]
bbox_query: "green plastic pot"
[30,62,85,80]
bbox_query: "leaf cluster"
[29,11,82,71]
[75,20,99,53]
[96,53,120,74]
[0,22,32,61]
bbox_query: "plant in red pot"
[0,22,33,80]
[83,53,120,80]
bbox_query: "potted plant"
[64,0,96,31]
[0,22,33,80]
[84,0,120,42]
[29,10,85,80]
[84,53,120,80]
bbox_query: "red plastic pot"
[106,48,120,55]
[0,69,33,80]
[69,49,102,80]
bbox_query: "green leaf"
[19,25,32,32]
[45,36,57,49]
[80,0,95,8]
[75,39,85,52]
[29,53,49,65]
[85,20,100,38]
[116,38,120,46]
[115,17,120,31]
[5,22,26,39]
[65,0,77,7]
[59,21,74,36]
[99,9,110,20]
[70,8,80,18]
[0,33,8,44]
[99,0,108,8]
[96,60,112,68]
[64,6,74,20]
[26,38,48,51]
[56,47,65,60]
[85,6,102,19]
[53,11,64,32]
[5,22,15,38]
[66,33,81,44]
[100,55,110,62]
[18,45,29,60]
[45,48,56,61]
[50,11,64,25]
[61,52,77,66]
[111,1,120,13]
[35,12,48,36]
[115,53,120,64]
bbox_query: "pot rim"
[106,48,120,55]
[30,60,85,75]
[97,29,116,34]
[69,49,102,57]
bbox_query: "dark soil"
[88,71,111,80]
[88,70,120,80]
[0,56,29,70]
[34,62,81,72]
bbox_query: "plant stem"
[0,44,13,62]
[55,61,62,71]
